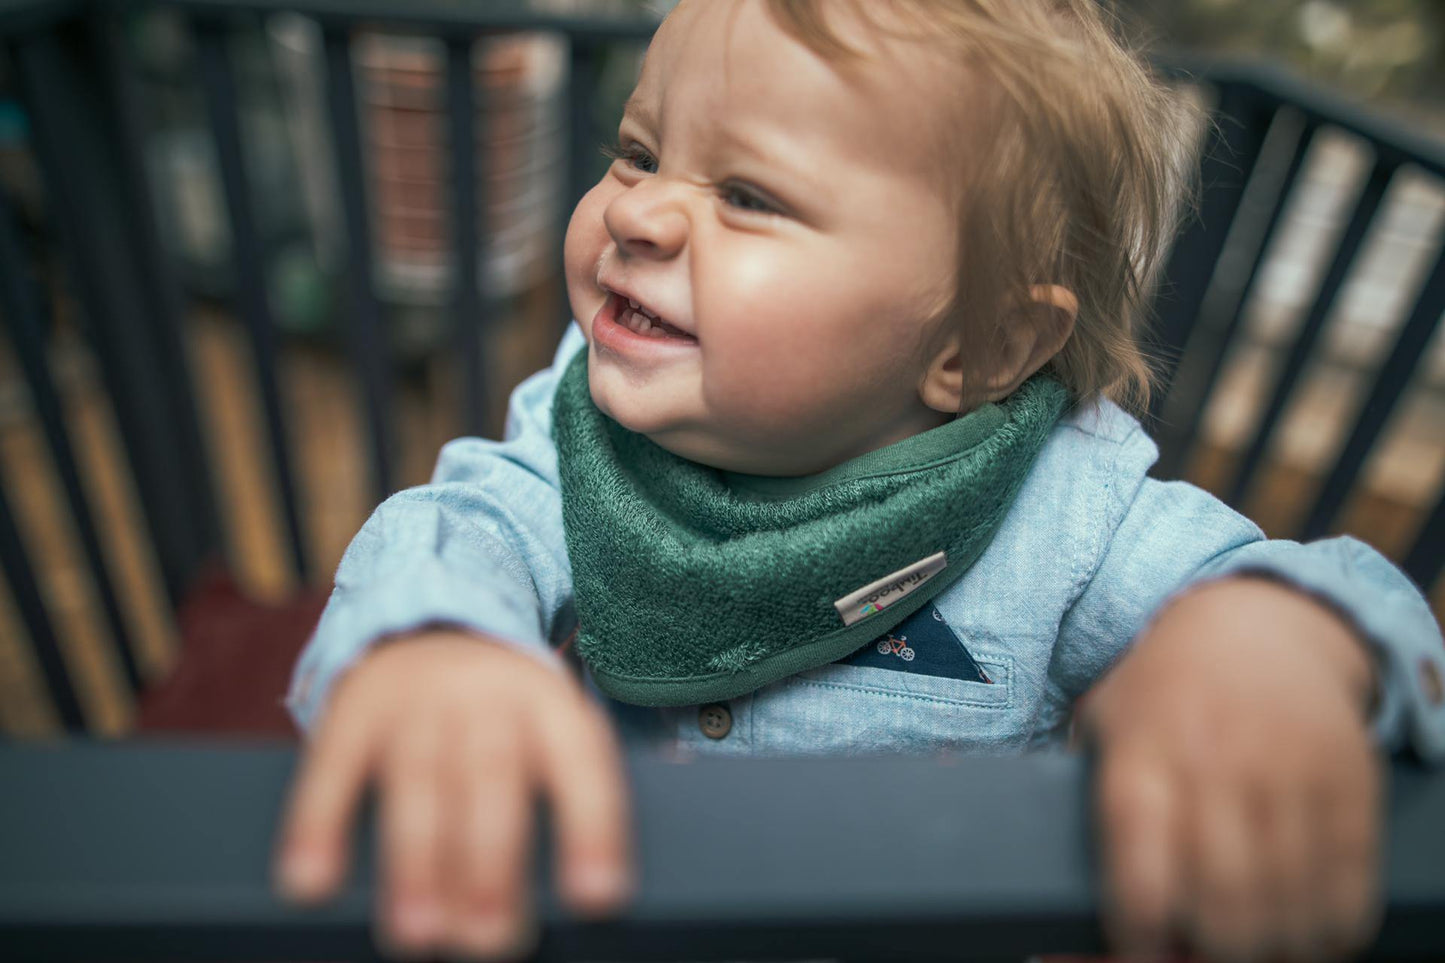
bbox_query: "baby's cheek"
[701,324,869,418]
[563,182,616,324]
[701,367,825,438]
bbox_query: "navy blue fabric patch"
[838,605,992,683]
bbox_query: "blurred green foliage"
[1117,0,1443,105]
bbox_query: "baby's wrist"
[1193,574,1380,716]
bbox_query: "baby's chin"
[588,384,745,471]
[598,403,829,477]
[587,358,694,432]
[586,366,846,476]
[591,387,712,462]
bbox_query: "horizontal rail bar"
[0,0,81,36]
[2,744,1444,961]
[1157,54,1445,182]
[144,0,661,40]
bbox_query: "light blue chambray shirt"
[287,325,1445,762]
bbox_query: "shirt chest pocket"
[749,648,1021,755]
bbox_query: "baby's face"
[564,0,963,476]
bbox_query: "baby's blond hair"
[766,0,1196,413]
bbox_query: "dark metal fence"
[2,744,1445,961]
[0,0,655,731]
[1148,57,1445,581]
[1,2,1444,957]
[1,0,1442,734]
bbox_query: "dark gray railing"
[2,3,1445,959]
[3,745,1445,961]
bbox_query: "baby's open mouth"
[615,294,693,340]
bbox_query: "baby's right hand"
[272,629,633,959]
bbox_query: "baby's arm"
[285,325,588,732]
[1050,462,1444,961]
[276,328,632,959]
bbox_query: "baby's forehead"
[638,0,978,194]
[649,0,968,97]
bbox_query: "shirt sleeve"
[284,325,587,735]
[1045,432,1445,763]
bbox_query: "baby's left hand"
[1076,576,1384,963]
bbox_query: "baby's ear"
[979,284,1077,403]
[918,285,1077,413]
[918,329,967,416]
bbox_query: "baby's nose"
[604,180,688,260]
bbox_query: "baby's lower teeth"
[619,305,686,339]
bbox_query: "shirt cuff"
[1200,537,1445,763]
[285,556,564,735]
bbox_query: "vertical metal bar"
[1226,159,1395,509]
[1403,484,1445,593]
[1147,82,1269,438]
[90,14,224,568]
[1154,115,1317,478]
[1301,247,1445,540]
[445,33,487,437]
[0,183,144,695]
[566,38,599,217]
[322,25,394,501]
[12,29,203,604]
[0,476,86,731]
[554,37,599,331]
[193,17,309,582]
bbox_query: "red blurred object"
[134,569,327,738]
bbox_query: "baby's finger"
[530,696,633,916]
[1096,749,1183,957]
[1315,765,1382,960]
[275,701,377,903]
[1261,786,1314,963]
[376,721,447,956]
[1188,788,1264,963]
[444,721,534,959]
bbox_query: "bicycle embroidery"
[876,633,915,662]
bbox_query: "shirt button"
[698,703,732,739]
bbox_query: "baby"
[274,1,1445,960]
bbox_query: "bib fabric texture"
[553,348,1069,706]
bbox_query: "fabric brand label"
[832,551,947,626]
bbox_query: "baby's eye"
[721,182,779,215]
[601,140,658,175]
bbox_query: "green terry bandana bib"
[553,349,1069,706]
